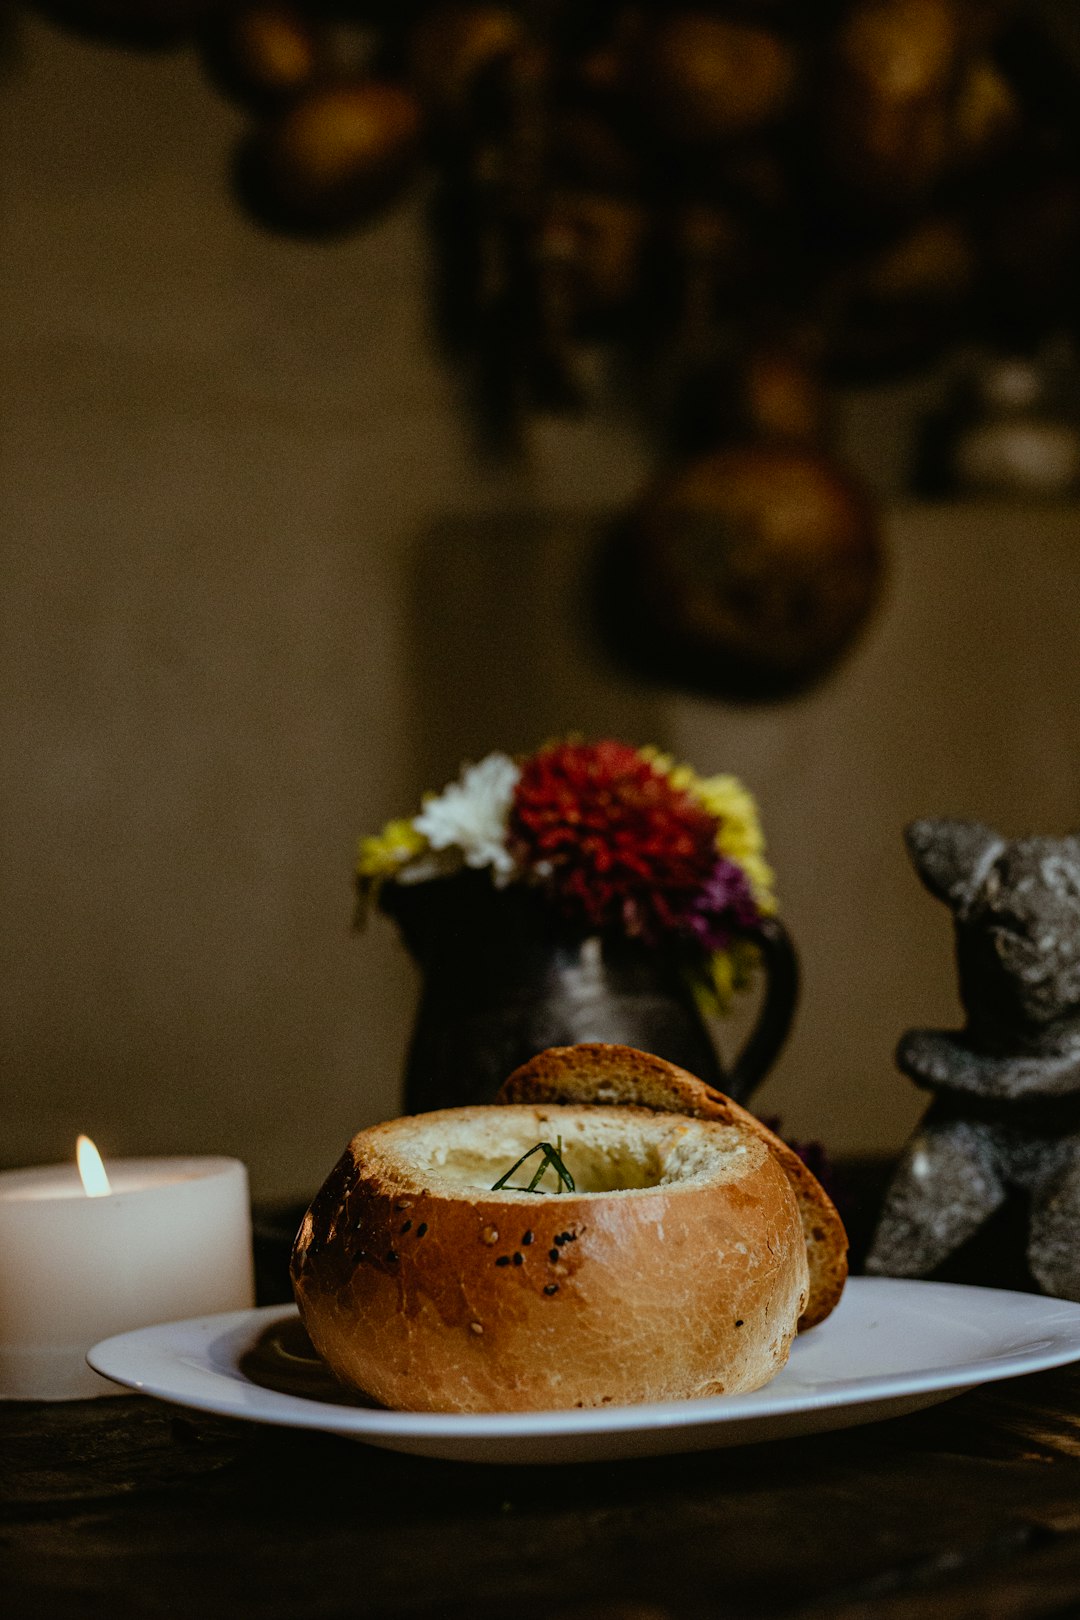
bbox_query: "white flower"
[412,753,520,882]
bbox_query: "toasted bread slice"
[497,1042,847,1330]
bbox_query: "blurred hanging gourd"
[598,338,883,701]
[250,81,423,230]
[635,13,799,144]
[208,5,323,105]
[408,4,522,128]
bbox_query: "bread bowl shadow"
[240,1314,378,1408]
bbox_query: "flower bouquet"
[357,738,777,1014]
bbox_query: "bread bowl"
[496,1043,848,1330]
[291,1102,809,1413]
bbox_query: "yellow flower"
[695,774,763,854]
[356,819,427,882]
[642,750,777,915]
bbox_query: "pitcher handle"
[726,916,800,1104]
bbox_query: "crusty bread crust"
[497,1044,847,1330]
[291,1103,809,1413]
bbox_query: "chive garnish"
[491,1136,575,1195]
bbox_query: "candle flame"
[76,1135,112,1198]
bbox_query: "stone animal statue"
[867,818,1080,1300]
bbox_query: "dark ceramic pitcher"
[383,871,798,1114]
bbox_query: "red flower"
[508,740,720,939]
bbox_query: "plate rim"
[86,1277,1080,1440]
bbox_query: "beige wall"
[3,18,1079,1200]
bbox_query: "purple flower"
[676,857,760,952]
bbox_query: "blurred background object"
[206,4,323,107]
[242,79,423,231]
[16,1,1080,452]
[916,343,1080,498]
[13,0,1080,693]
[598,441,883,701]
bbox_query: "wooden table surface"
[7,1365,1080,1620]
[6,1179,1080,1620]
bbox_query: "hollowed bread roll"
[291,1103,809,1413]
[497,1044,848,1330]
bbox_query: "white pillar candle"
[0,1148,254,1400]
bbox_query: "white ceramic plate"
[88,1278,1080,1465]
